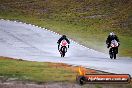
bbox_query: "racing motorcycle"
[109,40,119,59]
[59,39,69,57]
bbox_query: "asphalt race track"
[0,20,132,76]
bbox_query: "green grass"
[0,0,132,57]
[0,57,77,83]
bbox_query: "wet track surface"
[0,20,132,76]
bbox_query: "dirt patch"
[0,81,132,88]
[0,82,81,88]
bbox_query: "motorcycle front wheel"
[114,53,116,59]
[110,53,113,59]
[60,46,66,57]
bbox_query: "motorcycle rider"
[57,35,70,51]
[106,32,120,53]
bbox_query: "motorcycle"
[59,40,69,57]
[109,40,119,59]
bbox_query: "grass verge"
[0,56,98,83]
[0,56,78,83]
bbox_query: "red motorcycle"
[109,40,119,59]
[59,40,69,57]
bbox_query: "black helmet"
[62,35,66,38]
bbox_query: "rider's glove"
[107,45,109,48]
[118,42,120,47]
[58,44,60,50]
[107,44,110,48]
